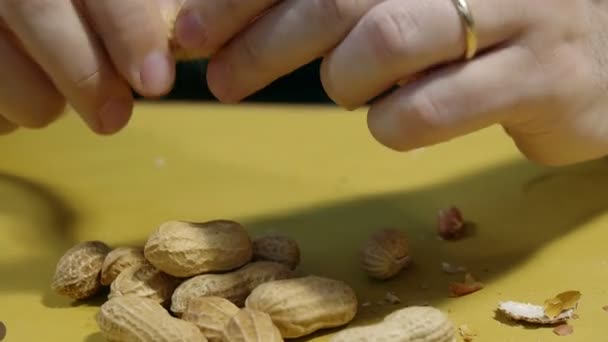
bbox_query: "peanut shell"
[253,234,300,270]
[330,306,455,342]
[171,261,293,315]
[109,261,179,305]
[144,220,253,278]
[181,296,240,342]
[51,241,111,300]
[222,308,284,342]
[101,247,146,285]
[97,294,206,342]
[359,228,410,280]
[245,275,358,338]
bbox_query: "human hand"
[0,0,185,135]
[184,0,608,166]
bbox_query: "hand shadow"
[2,155,608,340]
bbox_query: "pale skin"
[1,0,608,166]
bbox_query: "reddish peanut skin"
[144,220,253,278]
[437,207,466,240]
[51,241,111,300]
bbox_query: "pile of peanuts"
[51,219,456,341]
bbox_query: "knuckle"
[315,0,352,25]
[364,8,421,63]
[238,33,268,70]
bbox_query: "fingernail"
[98,98,132,134]
[175,10,206,49]
[140,51,173,96]
[207,58,236,103]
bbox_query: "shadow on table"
[1,157,608,339]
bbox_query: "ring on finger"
[451,0,477,60]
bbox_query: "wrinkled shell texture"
[51,241,111,299]
[144,220,253,277]
[222,308,284,342]
[109,262,179,305]
[97,294,206,342]
[171,261,293,314]
[360,229,409,280]
[181,296,240,342]
[252,235,300,269]
[245,275,358,338]
[101,247,146,285]
[330,306,456,342]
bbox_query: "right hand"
[0,0,184,135]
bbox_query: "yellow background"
[1,103,608,341]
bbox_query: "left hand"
[175,0,608,166]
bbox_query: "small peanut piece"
[359,228,410,280]
[109,262,179,305]
[181,297,240,342]
[51,241,111,300]
[171,261,293,314]
[330,306,456,342]
[252,234,300,270]
[437,207,466,240]
[222,308,284,342]
[245,275,358,338]
[101,247,146,286]
[144,220,253,278]
[97,294,206,342]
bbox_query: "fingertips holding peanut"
[330,306,456,342]
[171,261,293,315]
[97,294,207,342]
[359,228,410,280]
[181,296,240,342]
[101,247,146,286]
[144,220,253,278]
[51,241,111,300]
[252,234,300,270]
[245,275,358,338]
[222,308,284,342]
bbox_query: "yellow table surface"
[1,102,608,342]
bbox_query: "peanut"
[245,275,358,338]
[158,0,198,61]
[51,241,111,300]
[222,308,283,342]
[101,247,146,286]
[97,294,207,342]
[330,306,455,342]
[359,228,410,280]
[252,234,300,270]
[144,220,253,278]
[181,296,240,342]
[108,261,179,306]
[171,261,293,314]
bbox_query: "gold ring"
[451,0,477,60]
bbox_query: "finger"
[367,45,534,152]
[206,0,384,103]
[0,115,18,134]
[321,0,529,110]
[84,0,174,97]
[0,29,65,128]
[0,0,133,135]
[174,0,281,56]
